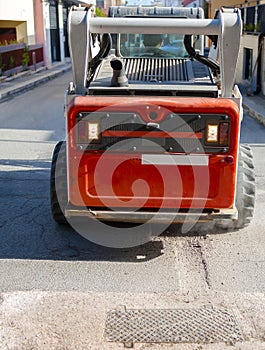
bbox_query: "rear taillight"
[77,120,87,144]
[205,121,230,147]
[219,122,229,146]
[77,120,100,144]
[88,122,100,141]
[206,124,218,143]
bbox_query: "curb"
[0,65,71,103]
[243,102,265,127]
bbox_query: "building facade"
[210,0,265,95]
[0,0,89,67]
[182,0,204,7]
[0,0,36,45]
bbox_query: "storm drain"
[105,307,243,344]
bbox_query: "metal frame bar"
[65,207,238,223]
[68,6,242,97]
[89,18,220,35]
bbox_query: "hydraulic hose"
[184,35,220,75]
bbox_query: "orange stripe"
[102,130,202,139]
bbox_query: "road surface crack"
[190,237,211,289]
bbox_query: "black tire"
[216,144,255,230]
[50,141,68,224]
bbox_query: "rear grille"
[124,58,188,82]
[76,112,230,154]
[90,57,218,97]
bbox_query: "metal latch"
[147,123,159,129]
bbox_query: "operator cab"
[117,33,188,58]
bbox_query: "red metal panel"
[67,96,240,210]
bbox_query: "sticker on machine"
[141,154,209,166]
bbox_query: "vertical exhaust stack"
[110,58,128,87]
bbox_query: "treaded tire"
[216,144,255,230]
[50,141,68,225]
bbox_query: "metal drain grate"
[105,307,243,344]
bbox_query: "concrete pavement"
[1,289,265,350]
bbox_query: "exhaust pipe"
[110,58,128,87]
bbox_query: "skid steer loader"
[50,5,255,240]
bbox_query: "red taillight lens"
[77,120,87,144]
[219,122,229,146]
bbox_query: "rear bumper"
[65,206,238,224]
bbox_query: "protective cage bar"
[68,6,242,97]
[89,17,220,35]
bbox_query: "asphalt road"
[0,72,265,349]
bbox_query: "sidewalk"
[241,90,265,126]
[0,61,71,102]
[0,62,265,126]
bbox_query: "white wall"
[236,34,259,92]
[0,0,36,44]
[42,1,52,66]
[58,2,65,63]
[262,37,265,96]
[42,1,67,65]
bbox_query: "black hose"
[184,35,220,75]
[87,33,112,85]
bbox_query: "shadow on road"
[0,158,166,262]
[1,156,245,263]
